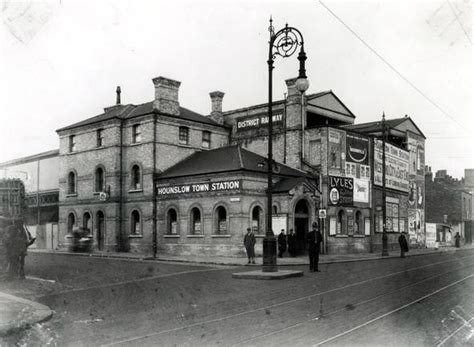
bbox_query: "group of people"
[243,222,324,272]
[0,219,35,280]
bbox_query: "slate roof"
[342,117,407,133]
[57,101,224,132]
[156,145,307,180]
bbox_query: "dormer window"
[202,131,211,148]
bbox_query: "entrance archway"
[96,211,105,251]
[294,199,309,255]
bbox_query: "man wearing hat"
[243,227,256,264]
[306,222,323,272]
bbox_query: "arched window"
[131,210,141,235]
[215,205,227,234]
[83,212,91,231]
[95,167,105,192]
[190,207,201,234]
[67,213,76,234]
[167,208,178,234]
[272,205,278,214]
[337,210,345,235]
[68,171,76,194]
[251,205,264,234]
[355,211,362,235]
[131,165,141,190]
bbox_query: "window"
[202,131,211,148]
[97,129,104,147]
[215,205,227,234]
[337,210,345,235]
[69,135,76,152]
[251,206,264,234]
[354,211,363,235]
[179,126,189,145]
[95,167,105,192]
[67,213,76,233]
[132,124,141,143]
[386,202,399,232]
[67,171,76,194]
[131,165,141,190]
[191,207,201,234]
[131,210,141,235]
[167,208,178,234]
[272,205,278,214]
[83,212,91,231]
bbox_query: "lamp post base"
[262,235,277,272]
[382,232,389,257]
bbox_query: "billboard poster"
[328,175,353,206]
[328,129,344,170]
[346,133,369,165]
[235,110,283,132]
[408,209,425,246]
[374,139,409,192]
[353,179,369,203]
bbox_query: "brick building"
[425,167,473,245]
[54,74,427,256]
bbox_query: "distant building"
[0,150,59,249]
[425,167,473,246]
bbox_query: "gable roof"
[272,176,319,194]
[307,90,356,119]
[156,145,306,180]
[57,101,224,132]
[342,116,426,139]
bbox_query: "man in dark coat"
[278,229,287,258]
[306,222,323,272]
[243,228,256,264]
[287,229,296,257]
[454,232,461,248]
[398,232,409,258]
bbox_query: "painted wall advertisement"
[408,209,425,245]
[235,110,283,132]
[328,175,353,206]
[374,139,409,192]
[345,133,371,180]
[328,129,344,171]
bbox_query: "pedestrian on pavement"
[398,232,409,258]
[244,228,256,264]
[288,229,297,257]
[454,232,461,248]
[278,229,287,258]
[306,222,323,272]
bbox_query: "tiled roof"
[156,145,306,179]
[341,118,408,133]
[57,102,223,132]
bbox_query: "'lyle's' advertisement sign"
[328,175,353,206]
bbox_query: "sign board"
[157,180,241,196]
[235,110,283,132]
[318,209,327,219]
[426,223,437,248]
[353,179,369,203]
[272,214,288,234]
[328,175,353,206]
[374,139,409,192]
[98,192,107,201]
[346,133,369,165]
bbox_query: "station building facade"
[55,74,426,256]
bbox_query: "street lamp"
[381,113,389,256]
[263,18,309,272]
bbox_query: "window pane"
[202,131,210,148]
[179,127,189,145]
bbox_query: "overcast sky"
[0,0,472,178]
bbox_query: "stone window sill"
[128,189,143,193]
[211,235,231,238]
[164,235,180,238]
[353,235,365,238]
[335,234,349,238]
[130,142,142,146]
[128,234,143,238]
[66,193,78,197]
[187,235,204,238]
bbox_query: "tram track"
[104,253,474,346]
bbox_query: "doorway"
[294,199,309,255]
[97,211,105,251]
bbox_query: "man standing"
[398,232,409,258]
[244,228,256,264]
[288,229,296,257]
[278,229,287,258]
[307,222,323,272]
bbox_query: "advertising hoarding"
[353,179,369,203]
[328,175,353,206]
[374,139,409,192]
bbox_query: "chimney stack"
[209,91,225,125]
[285,77,300,99]
[116,86,121,105]
[152,76,181,115]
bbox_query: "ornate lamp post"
[381,113,389,256]
[263,18,309,272]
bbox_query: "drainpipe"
[152,113,158,258]
[283,93,287,164]
[369,135,375,253]
[118,118,124,251]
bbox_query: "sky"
[0,0,472,178]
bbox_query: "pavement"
[1,244,472,338]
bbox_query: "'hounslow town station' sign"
[156,180,241,196]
